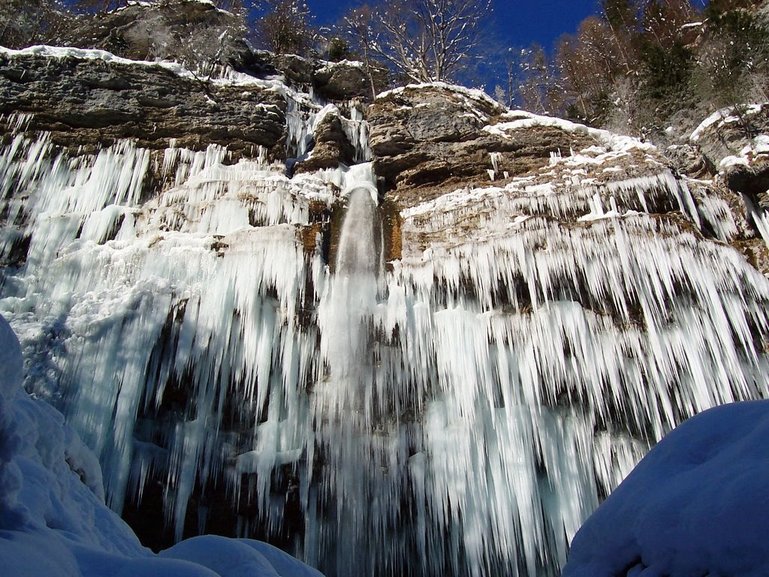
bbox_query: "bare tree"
[341,5,383,97]
[553,16,625,123]
[516,44,556,114]
[343,0,492,84]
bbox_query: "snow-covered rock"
[0,45,287,159]
[563,401,769,577]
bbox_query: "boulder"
[312,60,388,101]
[293,109,356,173]
[60,0,249,71]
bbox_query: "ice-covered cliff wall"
[0,312,324,577]
[2,49,769,577]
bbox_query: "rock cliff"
[1,39,769,577]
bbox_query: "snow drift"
[563,400,769,577]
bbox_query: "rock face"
[293,110,356,172]
[369,83,595,204]
[0,47,287,158]
[685,103,769,272]
[369,83,768,275]
[60,0,249,69]
[312,60,388,101]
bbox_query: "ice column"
[311,163,396,573]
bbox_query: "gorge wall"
[2,42,769,577]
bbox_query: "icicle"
[341,102,372,163]
[286,96,318,159]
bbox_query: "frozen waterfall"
[2,105,769,577]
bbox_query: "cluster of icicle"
[1,109,769,577]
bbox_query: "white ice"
[2,76,769,577]
[0,314,323,577]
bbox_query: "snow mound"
[0,314,323,577]
[563,400,769,577]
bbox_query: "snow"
[377,82,502,121]
[377,81,498,109]
[563,401,769,577]
[0,45,286,90]
[719,133,769,169]
[0,314,324,577]
[690,103,765,142]
[486,109,654,153]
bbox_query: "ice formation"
[1,74,769,577]
[0,313,324,577]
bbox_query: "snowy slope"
[0,313,324,577]
[562,400,769,577]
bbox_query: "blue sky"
[305,0,601,51]
[490,0,600,49]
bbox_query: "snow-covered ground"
[563,400,769,577]
[0,313,324,577]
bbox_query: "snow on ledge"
[376,81,501,109]
[690,103,766,142]
[485,110,653,153]
[0,45,281,90]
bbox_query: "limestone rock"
[267,53,316,87]
[0,49,286,160]
[664,143,715,179]
[312,60,388,101]
[60,0,249,71]
[293,110,356,173]
[691,103,769,169]
[369,84,596,202]
[368,84,595,205]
